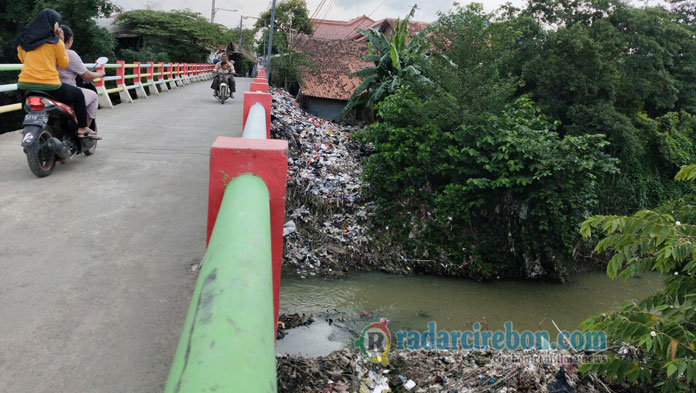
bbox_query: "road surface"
[0,77,251,393]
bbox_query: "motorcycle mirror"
[95,57,108,66]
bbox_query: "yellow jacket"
[17,40,69,87]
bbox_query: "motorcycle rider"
[14,9,94,138]
[211,55,236,98]
[57,25,103,131]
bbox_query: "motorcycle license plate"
[23,113,48,128]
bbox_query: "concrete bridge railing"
[0,61,214,115]
[165,70,287,393]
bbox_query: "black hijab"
[14,9,62,53]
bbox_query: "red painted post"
[116,60,126,85]
[133,61,142,82]
[250,81,269,93]
[253,77,267,84]
[94,63,106,88]
[158,62,165,82]
[146,61,155,83]
[207,137,288,335]
[173,63,180,85]
[243,91,272,138]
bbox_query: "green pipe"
[164,174,276,393]
[0,64,23,71]
[104,64,122,69]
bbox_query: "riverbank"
[276,347,621,393]
[271,88,602,281]
[271,87,408,279]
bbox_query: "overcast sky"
[112,0,656,30]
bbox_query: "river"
[277,272,663,356]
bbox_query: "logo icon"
[354,318,391,365]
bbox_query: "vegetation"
[579,165,696,392]
[350,1,696,280]
[343,6,428,117]
[115,10,235,63]
[254,0,313,56]
[256,0,315,93]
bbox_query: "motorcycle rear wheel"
[25,127,56,178]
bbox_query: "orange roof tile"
[348,19,430,41]
[292,36,372,101]
[311,15,375,40]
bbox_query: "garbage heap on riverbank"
[277,348,610,393]
[271,88,388,278]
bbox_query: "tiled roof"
[310,15,375,40]
[292,36,372,101]
[348,19,430,41]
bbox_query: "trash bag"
[547,369,575,393]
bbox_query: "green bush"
[118,47,170,64]
[357,89,617,279]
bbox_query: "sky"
[112,0,658,30]
[112,0,527,30]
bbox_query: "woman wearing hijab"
[57,25,103,129]
[15,9,94,138]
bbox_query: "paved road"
[0,77,251,393]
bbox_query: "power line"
[320,0,336,20]
[310,0,328,20]
[367,0,386,18]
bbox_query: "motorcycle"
[215,71,233,104]
[20,57,106,178]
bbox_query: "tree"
[115,9,235,63]
[254,0,312,35]
[579,165,696,392]
[344,5,428,117]
[254,0,313,56]
[508,1,696,213]
[238,28,256,54]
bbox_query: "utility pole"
[238,14,243,51]
[265,0,277,82]
[211,3,236,23]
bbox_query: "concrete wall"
[306,97,347,122]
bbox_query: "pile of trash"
[271,88,380,278]
[277,348,611,393]
[277,313,314,339]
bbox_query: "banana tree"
[343,5,429,117]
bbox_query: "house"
[310,15,375,40]
[95,15,142,51]
[292,35,371,122]
[292,17,430,121]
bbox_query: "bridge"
[1,63,282,392]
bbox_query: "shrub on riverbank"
[356,90,617,280]
[347,1,696,280]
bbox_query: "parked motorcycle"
[215,71,233,104]
[20,57,106,178]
